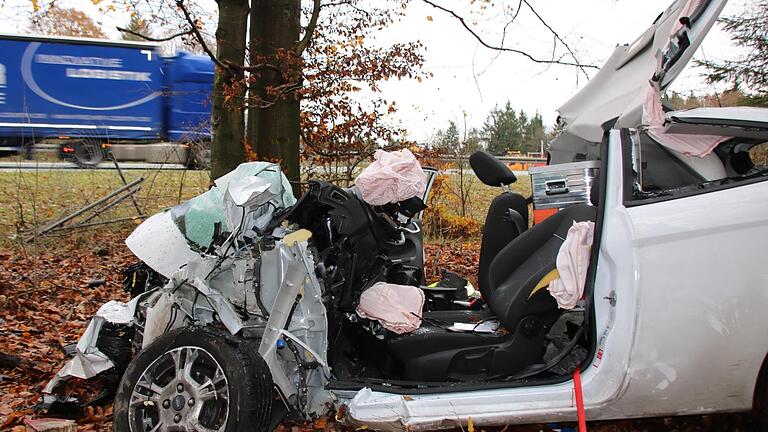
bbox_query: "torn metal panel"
[258,252,308,406]
[254,230,331,414]
[345,388,412,431]
[126,161,297,278]
[44,297,141,393]
[259,240,296,311]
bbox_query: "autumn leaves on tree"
[197,0,426,192]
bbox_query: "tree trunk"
[210,0,249,181]
[248,0,302,196]
[246,0,264,159]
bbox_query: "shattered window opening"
[629,131,768,201]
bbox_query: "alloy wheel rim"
[127,346,230,432]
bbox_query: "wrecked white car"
[44,0,768,431]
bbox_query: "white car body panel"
[557,0,727,144]
[613,176,768,415]
[550,0,728,165]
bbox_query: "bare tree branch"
[296,0,321,55]
[520,0,590,78]
[176,0,229,71]
[116,26,194,42]
[420,0,598,70]
[246,82,304,109]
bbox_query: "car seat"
[386,203,597,381]
[468,151,529,299]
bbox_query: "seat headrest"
[469,151,517,187]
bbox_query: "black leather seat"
[468,151,529,299]
[486,204,596,328]
[386,204,596,381]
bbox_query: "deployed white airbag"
[356,282,425,334]
[355,149,427,206]
[548,221,595,310]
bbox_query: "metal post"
[29,177,143,238]
[108,151,144,217]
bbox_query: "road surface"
[0,161,187,172]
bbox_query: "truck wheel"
[72,140,104,168]
[113,326,273,432]
[185,139,211,170]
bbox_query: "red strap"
[573,368,588,432]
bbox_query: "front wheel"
[113,326,273,432]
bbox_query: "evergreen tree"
[482,102,546,155]
[483,102,522,155]
[121,14,152,41]
[442,121,461,149]
[697,0,768,106]
[523,111,546,154]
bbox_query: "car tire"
[113,326,273,432]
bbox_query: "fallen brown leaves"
[424,240,480,287]
[0,229,133,431]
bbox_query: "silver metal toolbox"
[529,161,599,210]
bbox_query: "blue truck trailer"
[0,33,214,167]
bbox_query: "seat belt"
[573,368,588,432]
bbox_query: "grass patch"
[0,168,210,246]
[422,172,532,242]
[0,166,533,250]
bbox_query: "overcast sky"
[0,0,744,142]
[382,0,743,142]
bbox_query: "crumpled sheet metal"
[126,162,297,278]
[156,256,245,342]
[355,149,427,206]
[215,162,296,233]
[345,388,412,430]
[223,176,275,234]
[44,298,140,393]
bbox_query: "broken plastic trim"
[44,296,143,393]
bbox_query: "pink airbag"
[642,0,730,157]
[643,84,729,157]
[548,221,595,310]
[355,149,427,206]
[356,282,425,334]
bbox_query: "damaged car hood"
[550,0,727,163]
[126,162,296,278]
